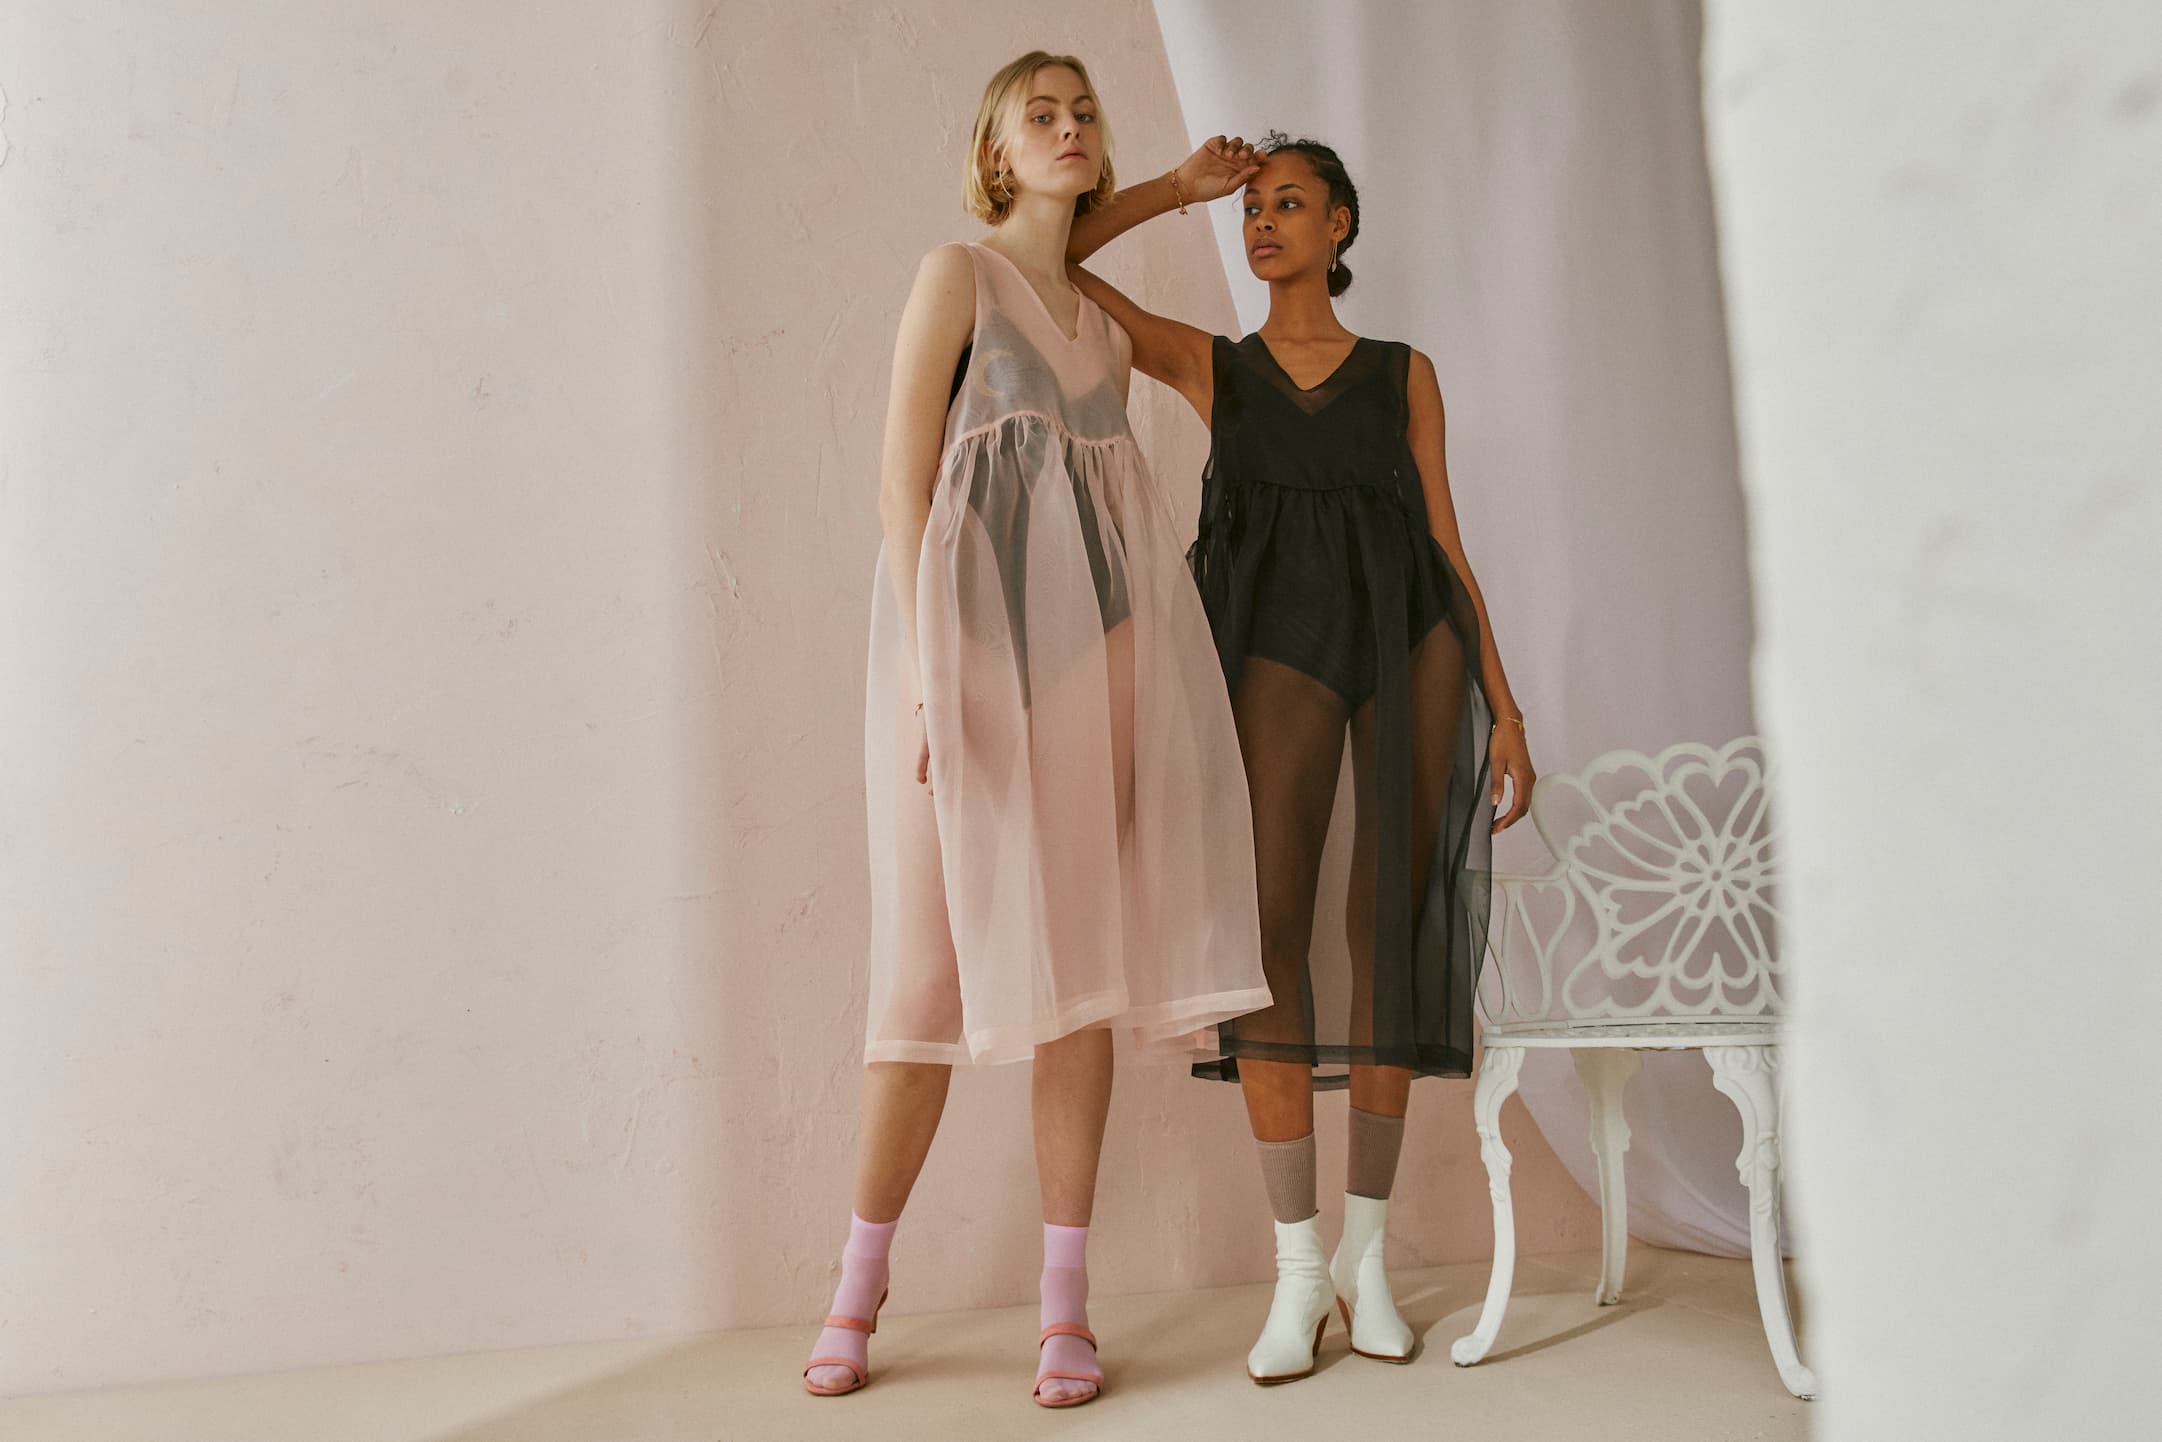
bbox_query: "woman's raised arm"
[1065,135,1259,263]
[1070,264,1217,424]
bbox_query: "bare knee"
[1348,1064,1413,1117]
[1258,905,1314,982]
[879,987,963,1048]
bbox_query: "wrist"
[1164,166,1191,215]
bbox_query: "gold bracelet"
[1502,714,1525,731]
[1166,169,1189,215]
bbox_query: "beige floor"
[1,1246,1812,1442]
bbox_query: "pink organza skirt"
[862,412,1268,1065]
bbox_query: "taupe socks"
[1254,1133,1318,1223]
[1256,1107,1406,1221]
[1347,1106,1406,1201]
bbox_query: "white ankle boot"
[1330,1193,1413,1361]
[1247,1214,1336,1383]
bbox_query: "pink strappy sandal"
[1033,1321,1103,1408]
[801,1287,888,1397]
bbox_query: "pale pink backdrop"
[0,0,1598,1396]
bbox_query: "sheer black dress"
[1188,334,1493,1088]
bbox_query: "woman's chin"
[1027,180,1095,204]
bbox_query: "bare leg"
[1347,1065,1412,1120]
[1331,630,1466,1361]
[1228,657,1350,1159]
[1028,612,1129,1403]
[1342,625,1462,1131]
[1337,701,1419,1357]
[852,1061,952,1222]
[805,1062,951,1394]
[816,1034,953,1392]
[1032,1027,1114,1405]
[1033,1029,1114,1226]
[1243,1059,1318,1146]
[1226,658,1349,1383]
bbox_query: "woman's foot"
[1035,1321,1101,1408]
[1331,1192,1413,1361]
[1034,1222,1103,1407]
[803,1215,898,1396]
[1248,1214,1336,1383]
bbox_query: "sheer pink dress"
[863,241,1269,1066]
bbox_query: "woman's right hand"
[1177,135,1262,204]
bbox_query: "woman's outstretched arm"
[1070,264,1216,423]
[1065,135,1259,263]
[1405,347,1537,830]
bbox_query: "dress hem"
[1189,1044,1478,1088]
[863,985,1276,1068]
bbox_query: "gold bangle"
[1166,169,1189,215]
[1501,713,1525,731]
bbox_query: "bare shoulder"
[1403,346,1447,414]
[889,243,975,360]
[919,240,974,280]
[912,242,974,306]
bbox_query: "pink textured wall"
[0,0,1595,1396]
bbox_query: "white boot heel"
[1247,1214,1336,1383]
[1331,1193,1414,1362]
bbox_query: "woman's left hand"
[1490,720,1535,832]
[1177,135,1262,203]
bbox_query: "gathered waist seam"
[942,408,1135,457]
[1206,469,1408,495]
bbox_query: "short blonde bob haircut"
[963,51,1117,224]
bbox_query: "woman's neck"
[1261,282,1353,343]
[984,198,1075,283]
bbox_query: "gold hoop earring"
[1330,242,1338,272]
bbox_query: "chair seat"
[1480,1018,1781,1049]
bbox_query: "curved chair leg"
[1572,1047,1641,1306]
[1451,1043,1527,1366]
[1706,1043,1818,1400]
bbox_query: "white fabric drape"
[1152,0,1759,1255]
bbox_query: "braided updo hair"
[1258,130,1359,297]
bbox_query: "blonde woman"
[802,52,1268,1408]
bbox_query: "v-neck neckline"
[974,242,1087,345]
[1252,333,1364,393]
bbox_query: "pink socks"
[804,1213,897,1395]
[809,1214,1103,1404]
[1036,1222,1102,1406]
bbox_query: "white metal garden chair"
[1449,736,1816,1399]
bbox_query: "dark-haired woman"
[1065,132,1534,1382]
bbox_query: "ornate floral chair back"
[1478,737,1785,1028]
